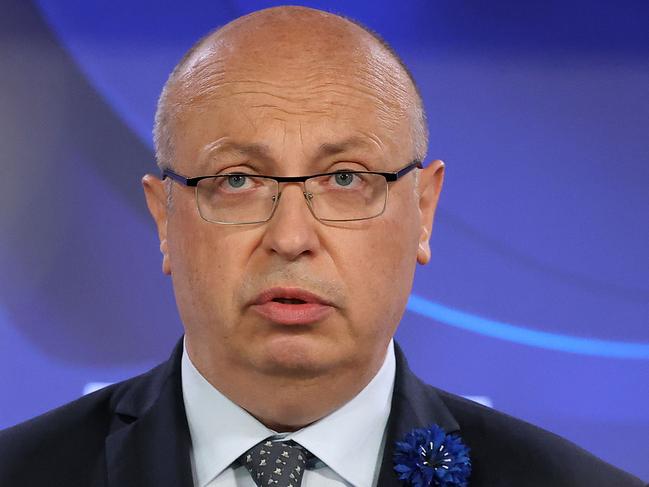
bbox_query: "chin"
[251,333,345,377]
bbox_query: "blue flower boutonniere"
[393,424,471,487]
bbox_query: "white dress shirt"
[181,339,396,487]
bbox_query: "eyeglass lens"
[195,172,388,224]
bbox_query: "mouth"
[250,287,335,325]
[271,297,308,304]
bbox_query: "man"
[0,6,645,487]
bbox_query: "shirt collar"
[286,341,395,486]
[182,339,396,487]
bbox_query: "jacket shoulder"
[434,387,645,486]
[0,361,167,484]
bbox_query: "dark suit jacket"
[0,338,645,486]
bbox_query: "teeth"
[273,298,306,304]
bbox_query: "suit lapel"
[376,343,460,486]
[102,339,460,487]
[105,338,194,487]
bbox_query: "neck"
[185,339,389,431]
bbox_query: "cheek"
[332,210,420,337]
[374,221,419,300]
[167,209,252,333]
[373,192,421,280]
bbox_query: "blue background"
[1,0,647,480]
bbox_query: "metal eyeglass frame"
[161,159,422,224]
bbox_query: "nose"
[260,183,320,261]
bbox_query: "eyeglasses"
[161,160,422,225]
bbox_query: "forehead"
[172,68,413,171]
[168,16,416,170]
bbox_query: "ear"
[142,174,171,275]
[416,159,445,265]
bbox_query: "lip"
[250,287,335,325]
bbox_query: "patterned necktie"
[241,439,312,487]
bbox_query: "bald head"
[153,6,428,171]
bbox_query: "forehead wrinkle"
[249,104,332,117]
[175,39,412,116]
[180,76,408,132]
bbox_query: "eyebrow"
[211,137,374,156]
[201,136,380,172]
[316,136,379,158]
[211,142,274,160]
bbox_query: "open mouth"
[272,298,307,304]
[252,288,334,324]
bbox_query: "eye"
[227,175,247,188]
[214,173,257,194]
[333,172,355,187]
